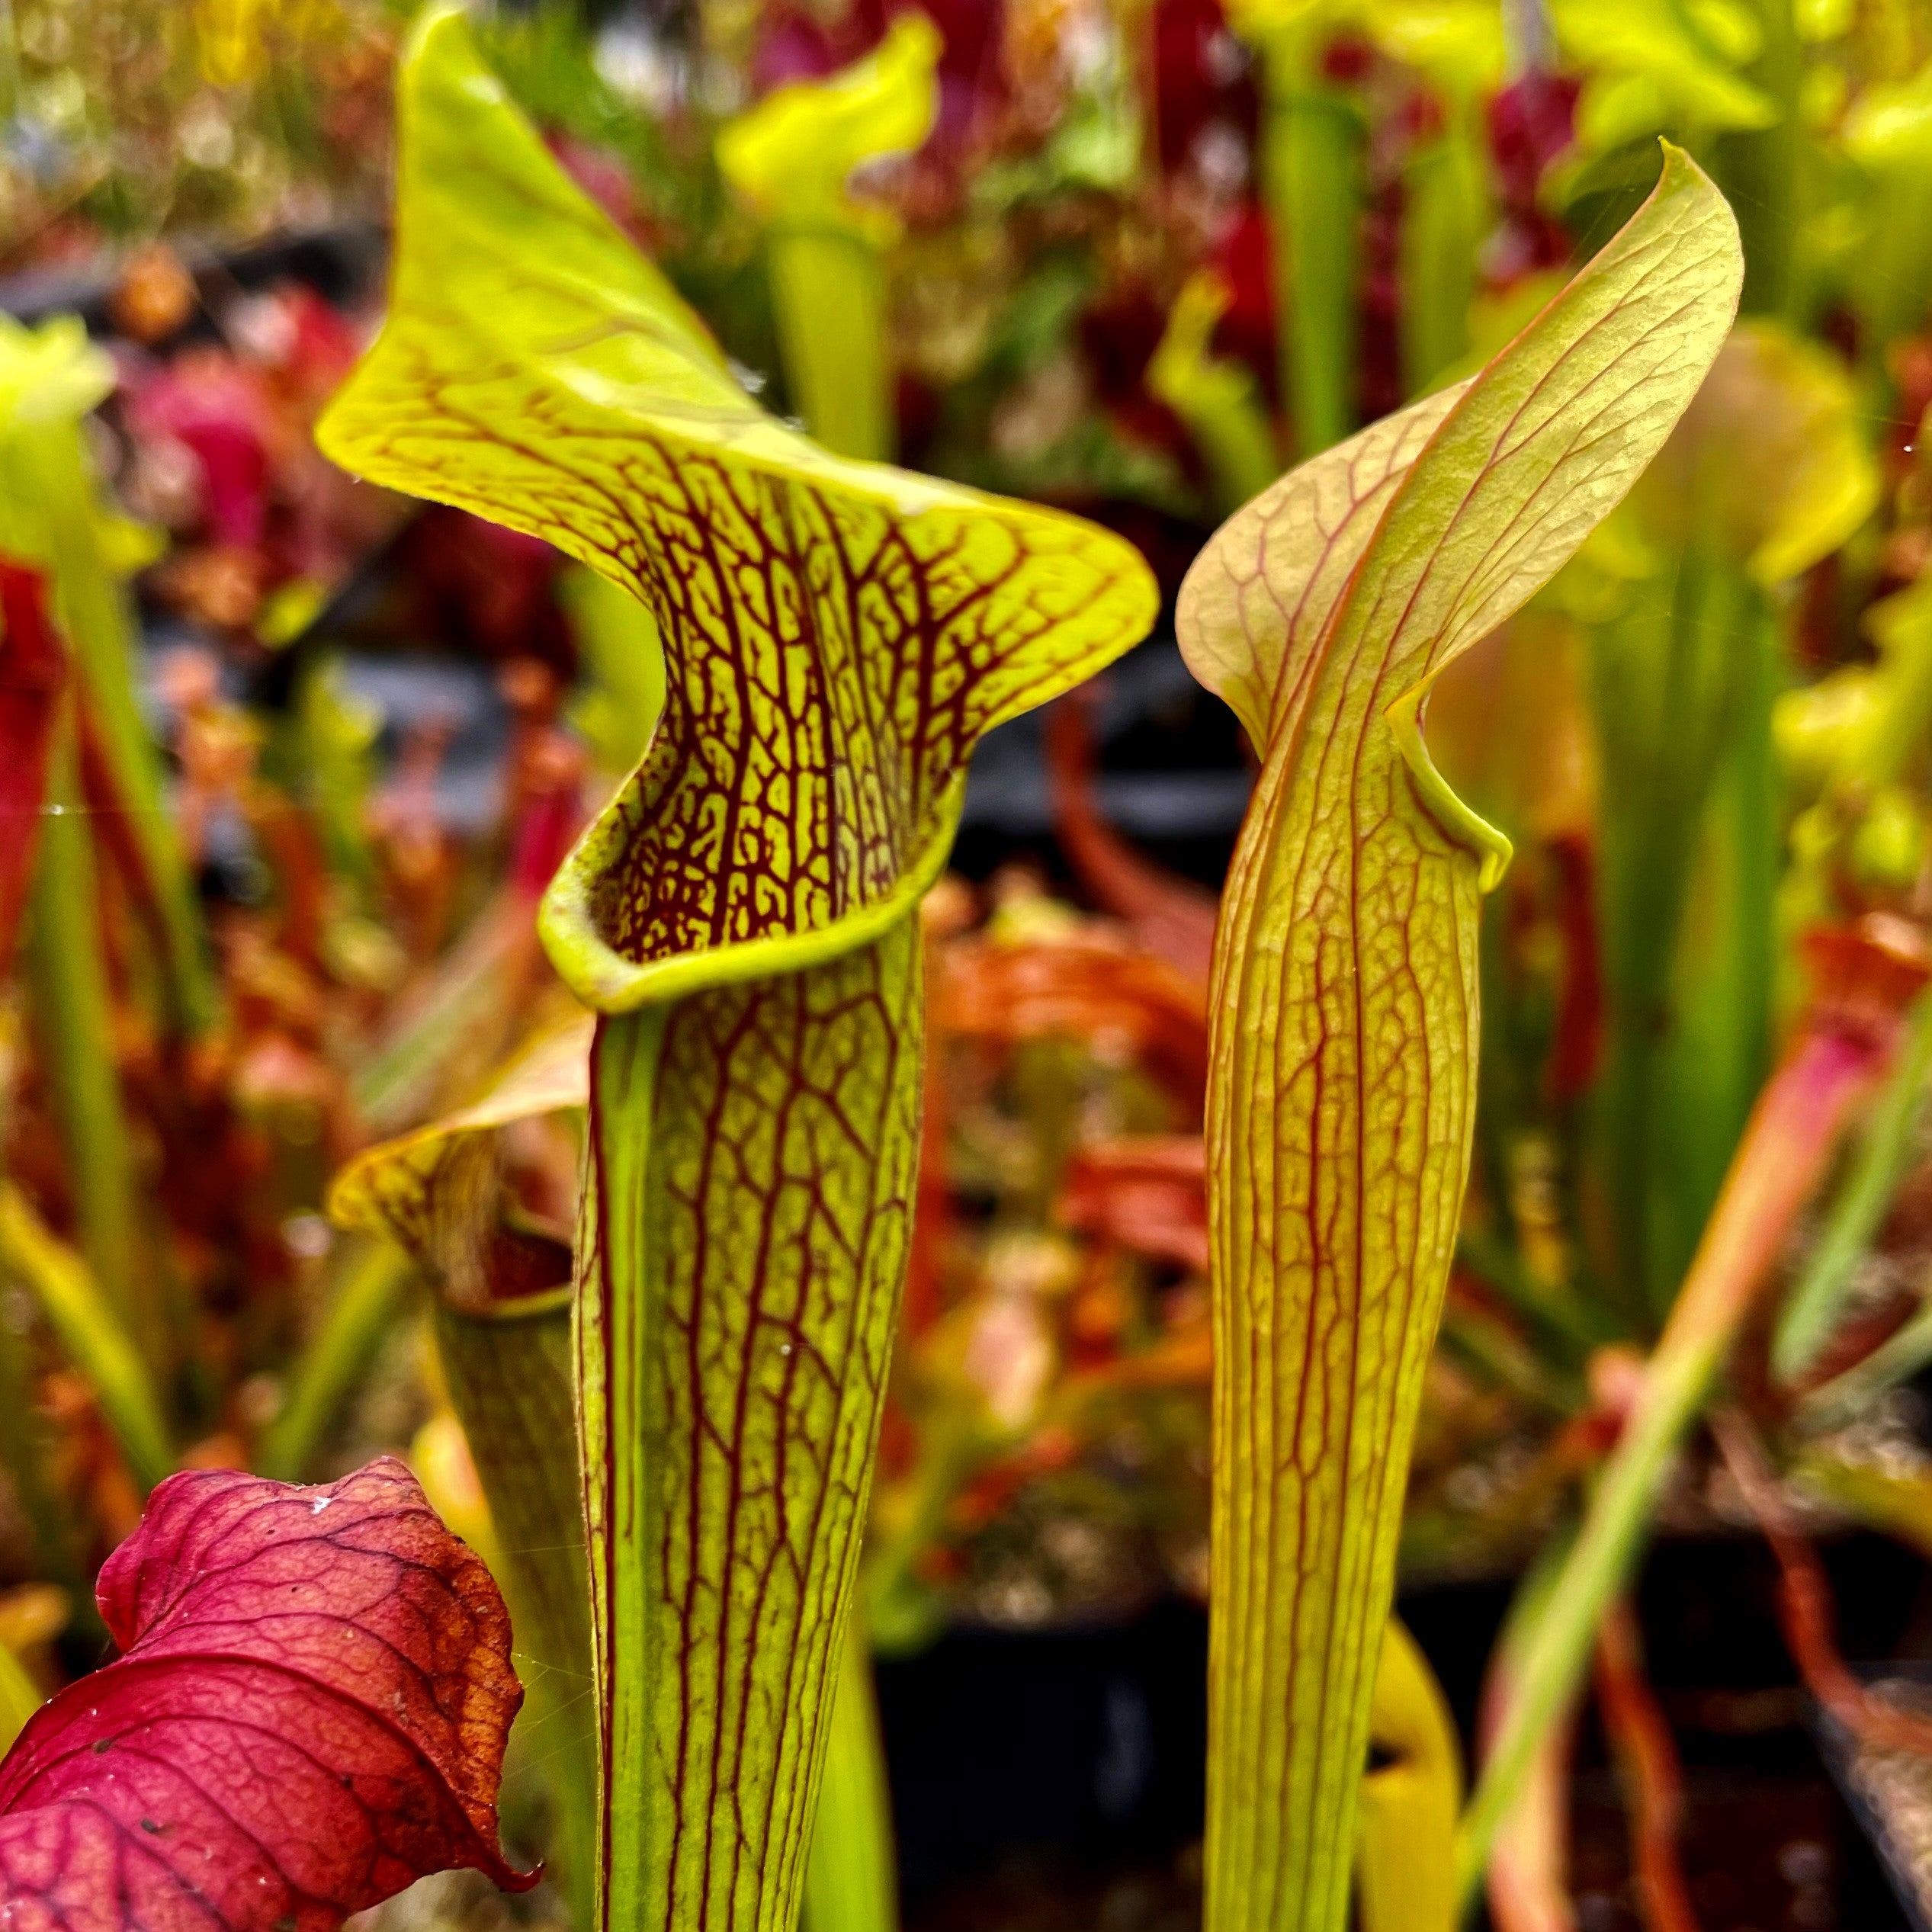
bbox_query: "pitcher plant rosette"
[314,12,1158,1932]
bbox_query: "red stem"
[1713,1410,1932,1759]
[1594,1601,1701,1932]
[1044,690,1218,987]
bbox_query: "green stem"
[1188,389,1282,515]
[255,1238,416,1482]
[24,714,143,1343]
[16,409,214,1036]
[1794,1269,1932,1428]
[435,1285,596,1932]
[1592,551,1760,1327]
[1659,581,1780,1300]
[1399,104,1484,396]
[1713,0,1800,318]
[0,1288,89,1627]
[1776,987,1932,1384]
[1478,1534,1579,1932]
[714,13,935,466]
[0,1181,172,1497]
[1257,56,1362,457]
[1456,1022,1881,1899]
[1147,273,1280,513]
[801,1609,897,1932]
[769,226,891,463]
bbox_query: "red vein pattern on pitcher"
[584,935,919,1932]
[315,18,1157,1932]
[1178,147,1741,1932]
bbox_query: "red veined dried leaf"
[0,559,66,970]
[0,1459,533,1930]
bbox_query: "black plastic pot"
[881,1527,1929,1930]
[877,1597,1209,1905]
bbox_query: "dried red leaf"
[1044,691,1219,990]
[1057,1135,1210,1275]
[1800,914,1932,1044]
[0,1458,534,1930]
[937,934,1208,1110]
[1713,1411,1932,1763]
[0,559,66,970]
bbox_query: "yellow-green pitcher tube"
[718,14,942,461]
[767,226,892,464]
[1178,146,1738,1932]
[801,1609,897,1932]
[316,17,1157,1932]
[1229,4,1364,457]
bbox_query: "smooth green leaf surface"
[1266,93,1362,455]
[800,1613,896,1932]
[1355,1618,1462,1932]
[1177,143,1740,1932]
[316,18,1157,1932]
